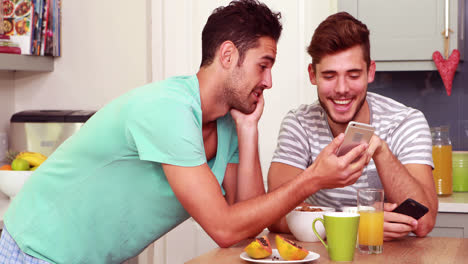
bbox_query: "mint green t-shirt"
[4,75,239,264]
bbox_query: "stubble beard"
[223,67,256,114]
[224,85,256,115]
[318,92,367,125]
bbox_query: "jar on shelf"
[431,126,452,196]
[452,151,468,192]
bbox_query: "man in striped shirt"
[268,12,437,241]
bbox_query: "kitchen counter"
[438,192,468,213]
[431,192,468,238]
[186,231,468,264]
[0,193,466,228]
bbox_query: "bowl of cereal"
[286,205,335,242]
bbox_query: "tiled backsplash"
[369,69,467,150]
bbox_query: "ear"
[218,41,238,69]
[308,63,317,85]
[367,60,376,83]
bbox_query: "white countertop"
[438,192,468,213]
[0,192,466,228]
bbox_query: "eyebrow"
[348,69,363,73]
[262,55,276,64]
[320,68,363,74]
[321,70,336,75]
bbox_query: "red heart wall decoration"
[432,49,460,96]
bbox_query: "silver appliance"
[9,110,95,156]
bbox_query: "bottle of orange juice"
[431,126,452,196]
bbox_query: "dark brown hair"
[200,0,282,67]
[307,12,370,70]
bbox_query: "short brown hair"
[200,0,282,67]
[307,12,370,70]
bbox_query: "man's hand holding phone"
[336,121,375,162]
[309,132,370,190]
[382,198,429,241]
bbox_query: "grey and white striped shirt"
[271,92,433,208]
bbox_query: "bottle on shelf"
[431,126,452,196]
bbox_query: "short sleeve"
[126,98,206,167]
[391,110,434,168]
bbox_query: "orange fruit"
[0,164,12,170]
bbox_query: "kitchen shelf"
[0,53,54,72]
[438,192,468,213]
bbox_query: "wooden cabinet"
[337,0,465,71]
[430,212,468,238]
[429,193,468,238]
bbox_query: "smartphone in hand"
[392,198,429,220]
[336,121,375,157]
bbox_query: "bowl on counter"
[286,205,335,242]
[341,206,358,214]
[0,171,33,199]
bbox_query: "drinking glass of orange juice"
[357,188,384,254]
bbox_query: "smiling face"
[224,37,277,114]
[309,45,376,126]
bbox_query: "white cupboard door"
[338,0,464,71]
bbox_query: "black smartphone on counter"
[392,198,429,220]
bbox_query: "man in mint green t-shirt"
[1,1,371,263]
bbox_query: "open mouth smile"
[331,98,354,112]
[333,99,352,105]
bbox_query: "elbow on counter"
[211,227,264,248]
[267,223,281,234]
[414,215,436,237]
[267,217,291,234]
[215,240,236,249]
[210,229,244,248]
[414,224,434,238]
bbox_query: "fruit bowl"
[0,171,33,199]
[286,206,335,242]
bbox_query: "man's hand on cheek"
[230,95,265,126]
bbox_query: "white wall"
[0,0,151,135]
[0,72,14,132]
